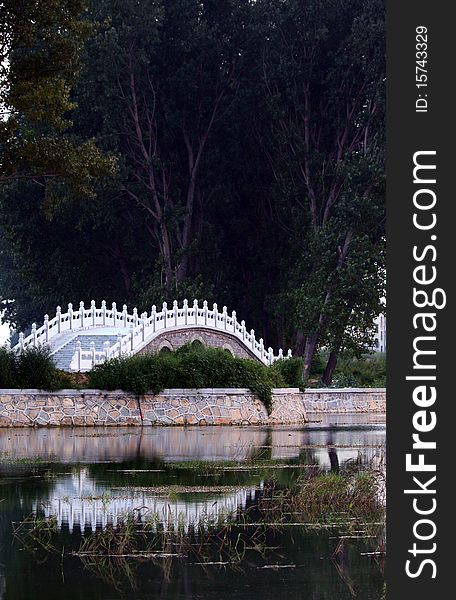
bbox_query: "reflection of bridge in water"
[33,469,258,533]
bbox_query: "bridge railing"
[12,300,139,353]
[13,299,292,368]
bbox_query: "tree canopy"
[0,0,115,198]
[0,0,385,383]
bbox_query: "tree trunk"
[303,333,319,380]
[159,222,174,292]
[328,447,339,473]
[294,330,306,356]
[322,351,338,386]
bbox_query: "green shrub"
[0,345,66,390]
[88,344,286,413]
[271,357,305,389]
[0,347,16,388]
[15,347,60,389]
[332,353,386,387]
[309,352,325,378]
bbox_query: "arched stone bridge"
[12,300,292,372]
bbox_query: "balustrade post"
[122,304,128,327]
[90,341,96,367]
[103,341,110,360]
[68,303,73,331]
[222,306,228,329]
[278,348,284,359]
[213,303,218,328]
[76,341,82,371]
[183,299,188,325]
[44,315,49,342]
[19,332,24,351]
[203,300,208,325]
[162,302,167,328]
[101,300,106,326]
[130,324,135,351]
[232,310,237,333]
[193,299,198,325]
[112,302,117,327]
[56,306,62,333]
[250,329,256,350]
[173,300,178,326]
[287,349,293,358]
[91,300,96,327]
[268,347,274,365]
[151,305,156,332]
[259,337,264,357]
[117,333,123,357]
[133,307,138,327]
[80,301,85,328]
[241,320,246,340]
[141,315,146,342]
[31,323,37,347]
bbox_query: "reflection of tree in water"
[0,464,62,600]
[327,432,340,473]
[73,517,384,600]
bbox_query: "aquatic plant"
[256,470,385,524]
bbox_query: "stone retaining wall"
[302,388,385,413]
[0,387,385,427]
[0,388,306,427]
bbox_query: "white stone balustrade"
[12,299,292,370]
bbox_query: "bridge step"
[52,335,119,371]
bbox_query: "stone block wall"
[0,388,306,427]
[0,387,385,427]
[0,391,142,427]
[302,388,386,413]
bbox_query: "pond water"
[0,414,385,600]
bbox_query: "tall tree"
[257,0,385,377]
[74,0,245,292]
[0,0,385,367]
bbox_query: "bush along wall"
[0,346,71,390]
[1,343,305,415]
[88,344,287,414]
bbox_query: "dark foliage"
[310,352,386,387]
[271,357,305,390]
[1,0,386,382]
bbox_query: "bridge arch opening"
[190,339,204,351]
[222,343,235,357]
[157,340,174,353]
